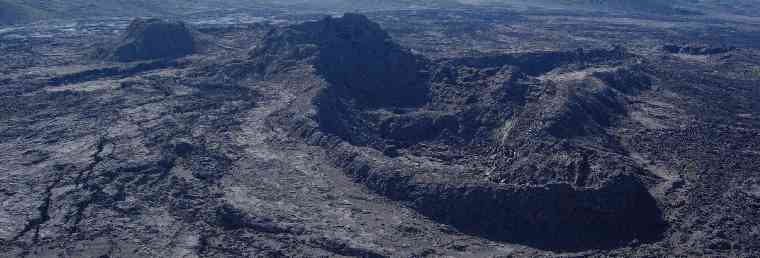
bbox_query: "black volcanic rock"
[252,13,427,107]
[6,7,760,258]
[662,44,737,55]
[109,18,196,62]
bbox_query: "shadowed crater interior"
[264,13,668,251]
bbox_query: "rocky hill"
[104,18,198,62]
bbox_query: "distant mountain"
[555,0,698,14]
[0,0,52,25]
[458,0,701,15]
[255,0,463,10]
[2,0,758,26]
[683,0,760,17]
[0,0,270,26]
[0,0,167,25]
[0,0,460,26]
[557,0,671,9]
[501,0,760,17]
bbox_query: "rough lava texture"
[2,10,760,258]
[251,13,426,108]
[264,14,666,251]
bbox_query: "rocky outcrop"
[273,110,666,250]
[662,44,737,55]
[251,13,427,108]
[108,18,197,62]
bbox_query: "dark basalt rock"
[275,110,666,251]
[447,46,630,76]
[172,140,195,157]
[109,18,196,62]
[252,13,427,108]
[6,6,760,257]
[48,59,178,86]
[662,44,737,55]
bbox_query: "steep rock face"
[252,13,426,108]
[262,13,667,251]
[109,18,196,62]
[275,117,665,250]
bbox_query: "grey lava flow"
[2,2,760,258]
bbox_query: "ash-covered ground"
[1,5,760,258]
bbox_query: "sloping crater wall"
[260,13,667,251]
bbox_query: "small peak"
[339,12,372,23]
[293,13,389,43]
[251,13,395,65]
[109,18,196,62]
[251,13,424,107]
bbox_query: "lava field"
[1,4,760,258]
